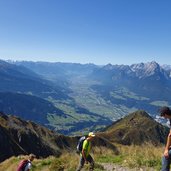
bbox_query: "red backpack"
[17,159,29,171]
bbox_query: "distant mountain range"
[0,60,69,99]
[0,59,171,134]
[90,61,171,117]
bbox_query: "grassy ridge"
[0,144,164,171]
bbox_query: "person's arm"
[164,130,171,157]
[82,149,88,164]
[25,162,32,171]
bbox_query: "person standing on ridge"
[160,106,171,171]
[76,132,95,171]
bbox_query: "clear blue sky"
[0,0,170,65]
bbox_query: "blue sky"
[0,0,170,65]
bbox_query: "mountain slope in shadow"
[0,112,117,162]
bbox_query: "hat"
[88,132,95,137]
[159,106,171,116]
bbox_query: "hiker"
[76,132,95,171]
[160,106,171,171]
[17,154,36,171]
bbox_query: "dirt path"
[100,163,156,171]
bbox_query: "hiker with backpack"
[17,154,36,171]
[160,107,171,171]
[76,132,95,171]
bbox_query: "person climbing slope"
[76,132,95,171]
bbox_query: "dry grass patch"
[117,143,164,170]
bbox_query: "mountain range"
[0,59,171,134]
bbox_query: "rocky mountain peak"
[130,61,169,79]
[103,63,115,70]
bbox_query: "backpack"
[17,159,30,171]
[76,136,86,153]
